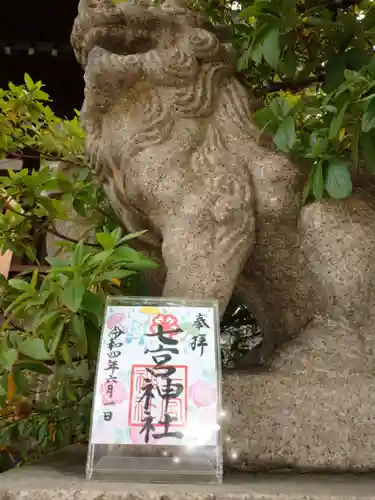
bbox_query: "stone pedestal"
[223,318,375,471]
[2,445,375,500]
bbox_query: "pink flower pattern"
[150,314,180,338]
[189,379,216,408]
[106,312,125,330]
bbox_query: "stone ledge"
[2,446,375,500]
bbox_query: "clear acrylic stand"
[86,296,223,484]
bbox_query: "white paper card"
[91,303,220,449]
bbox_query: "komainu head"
[71,0,231,69]
[70,0,256,156]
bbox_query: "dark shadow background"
[0,0,83,117]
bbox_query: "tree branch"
[47,224,99,248]
[1,197,100,248]
[256,74,325,95]
[8,319,27,333]
[9,147,85,167]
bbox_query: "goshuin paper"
[90,304,220,449]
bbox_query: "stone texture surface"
[2,445,375,500]
[222,317,375,471]
[70,0,375,368]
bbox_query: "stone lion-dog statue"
[71,0,375,368]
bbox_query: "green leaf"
[0,379,6,398]
[351,127,360,169]
[312,161,324,200]
[344,69,368,84]
[0,347,18,371]
[24,73,35,91]
[236,48,251,70]
[361,131,375,171]
[34,89,50,101]
[94,269,137,282]
[30,268,38,289]
[250,43,263,65]
[364,7,375,30]
[46,257,71,268]
[305,16,336,28]
[8,331,22,349]
[323,58,346,94]
[19,338,51,361]
[325,159,352,200]
[273,116,296,152]
[12,370,28,395]
[367,56,375,79]
[60,279,86,312]
[85,317,101,362]
[73,199,88,218]
[123,259,159,270]
[283,45,297,78]
[14,359,53,375]
[323,105,337,113]
[310,134,328,156]
[269,97,291,119]
[111,246,142,262]
[329,101,349,140]
[96,232,116,250]
[5,292,31,317]
[81,291,105,323]
[8,278,32,292]
[118,230,148,244]
[239,4,260,17]
[66,386,77,401]
[362,97,375,133]
[71,314,87,357]
[253,106,278,134]
[72,240,86,267]
[38,420,49,444]
[261,28,280,69]
[88,249,113,266]
[111,227,123,244]
[60,343,72,366]
[302,166,315,203]
[50,321,65,356]
[24,244,38,263]
[32,310,60,333]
